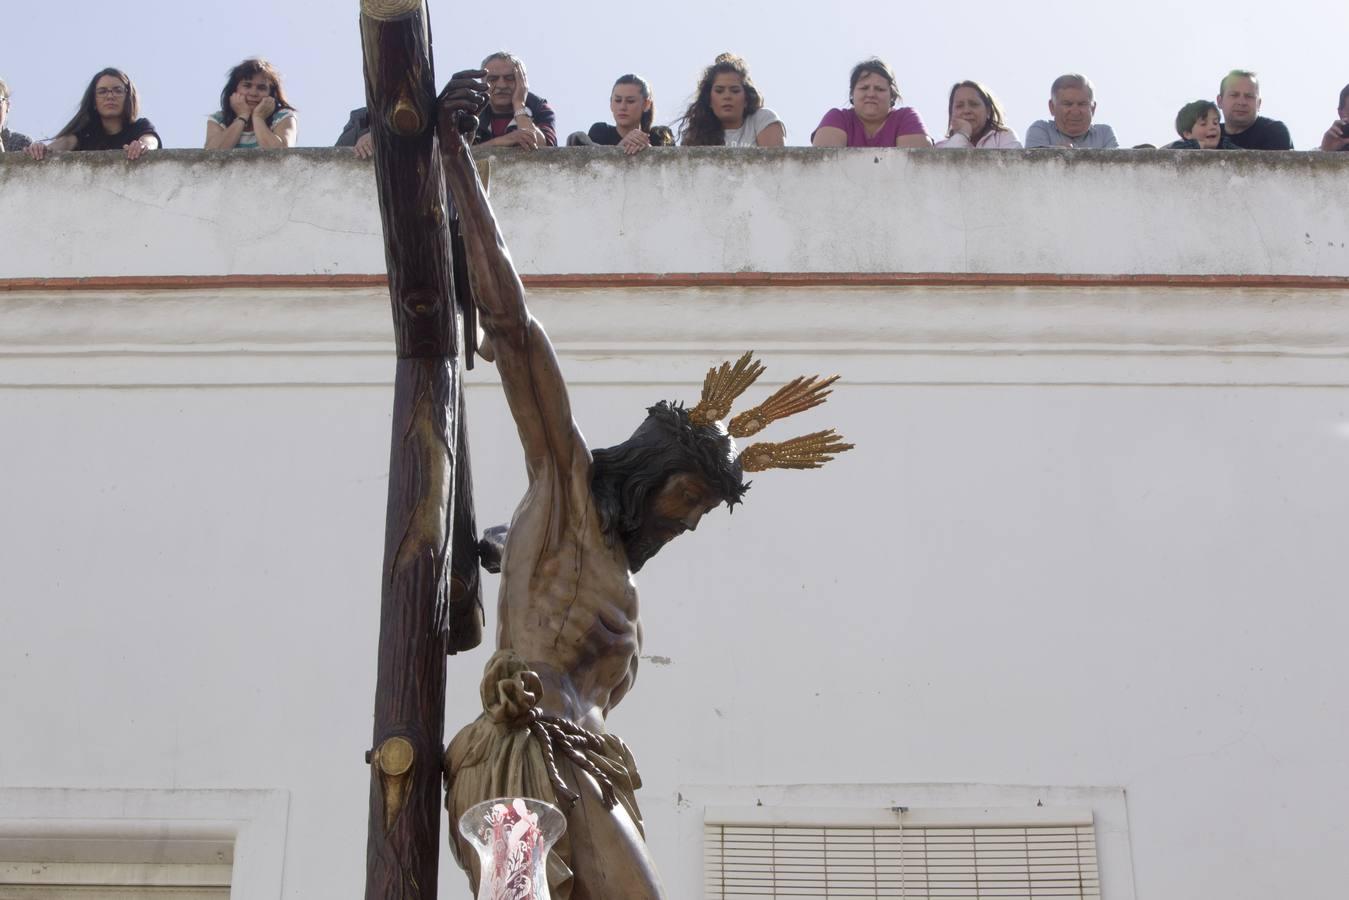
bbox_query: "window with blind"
[0,787,285,900]
[0,835,232,899]
[704,807,1100,899]
[0,863,230,898]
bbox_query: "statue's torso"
[497,468,641,731]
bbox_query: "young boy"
[1167,100,1237,149]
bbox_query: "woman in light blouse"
[934,80,1021,149]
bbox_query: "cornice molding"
[4,271,1349,292]
[4,280,1349,387]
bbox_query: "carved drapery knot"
[480,651,544,728]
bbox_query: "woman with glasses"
[24,68,159,160]
[205,58,297,150]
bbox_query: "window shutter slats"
[706,818,1099,899]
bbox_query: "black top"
[586,122,675,147]
[1165,135,1240,150]
[1,128,33,153]
[75,118,160,151]
[1222,116,1292,151]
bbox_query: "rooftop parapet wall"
[2,148,1348,281]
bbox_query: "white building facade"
[2,147,1348,899]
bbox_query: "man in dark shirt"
[1318,83,1349,152]
[1217,69,1292,150]
[472,51,556,149]
[0,78,32,153]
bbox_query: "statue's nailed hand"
[440,69,489,137]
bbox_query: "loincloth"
[445,650,644,900]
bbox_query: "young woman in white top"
[677,53,784,147]
[934,80,1022,149]
[205,58,297,150]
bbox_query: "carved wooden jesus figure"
[438,72,852,900]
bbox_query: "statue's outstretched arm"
[438,72,588,484]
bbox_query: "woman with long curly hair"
[677,53,784,147]
[935,80,1021,149]
[24,68,160,160]
[205,58,297,150]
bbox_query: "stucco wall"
[2,150,1348,900]
[3,147,1348,278]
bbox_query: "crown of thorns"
[642,352,852,503]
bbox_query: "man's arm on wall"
[531,95,558,147]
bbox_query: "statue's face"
[624,471,723,572]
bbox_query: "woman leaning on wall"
[205,58,298,150]
[678,53,785,147]
[25,67,160,160]
[934,80,1022,149]
[811,58,931,148]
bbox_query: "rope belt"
[526,709,619,811]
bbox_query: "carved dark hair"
[677,52,763,146]
[591,401,748,539]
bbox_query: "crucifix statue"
[356,2,850,894]
[434,72,853,899]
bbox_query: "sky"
[4,0,1347,152]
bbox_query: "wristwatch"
[514,106,533,118]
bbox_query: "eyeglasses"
[95,87,127,98]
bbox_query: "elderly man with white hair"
[1025,73,1119,149]
[470,50,557,149]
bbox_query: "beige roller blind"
[705,808,1099,899]
[0,888,227,899]
[0,853,231,899]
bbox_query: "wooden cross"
[357,1,483,896]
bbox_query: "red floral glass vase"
[458,797,567,900]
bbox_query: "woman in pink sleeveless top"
[811,58,931,148]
